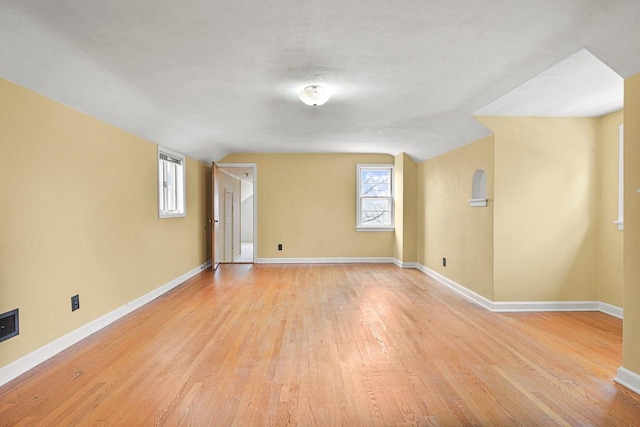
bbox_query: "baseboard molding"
[492,300,600,312]
[393,259,418,268]
[598,302,624,319]
[615,367,640,395]
[0,259,212,388]
[417,264,494,310]
[255,257,394,264]
[416,263,623,318]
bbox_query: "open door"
[211,162,220,270]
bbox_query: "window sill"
[468,198,488,207]
[159,212,186,219]
[356,227,395,232]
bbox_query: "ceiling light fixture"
[298,85,331,106]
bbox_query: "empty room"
[2,1,640,425]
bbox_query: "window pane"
[176,163,184,211]
[361,197,391,225]
[158,147,186,218]
[162,161,169,212]
[360,169,391,196]
[160,159,181,213]
[168,163,177,211]
[361,211,391,225]
[361,198,390,212]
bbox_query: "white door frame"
[217,163,257,262]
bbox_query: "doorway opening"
[216,163,256,263]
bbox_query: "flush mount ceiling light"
[298,85,331,106]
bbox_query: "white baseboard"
[615,367,640,395]
[492,300,601,312]
[255,257,394,264]
[0,259,212,388]
[393,259,418,269]
[417,264,494,310]
[598,302,624,319]
[416,263,623,318]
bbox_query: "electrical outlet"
[277,244,283,251]
[71,295,80,311]
[442,257,447,267]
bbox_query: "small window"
[614,124,624,230]
[356,164,394,231]
[158,146,186,218]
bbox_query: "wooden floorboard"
[1,264,639,426]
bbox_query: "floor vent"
[0,309,19,343]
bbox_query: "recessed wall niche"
[469,169,488,207]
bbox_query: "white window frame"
[356,164,394,231]
[158,146,186,218]
[614,124,624,230]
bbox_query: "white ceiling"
[474,49,623,117]
[220,166,253,183]
[1,1,639,163]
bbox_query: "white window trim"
[614,124,624,230]
[158,146,186,219]
[356,163,394,232]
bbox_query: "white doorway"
[217,163,257,263]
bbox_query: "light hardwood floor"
[1,264,639,425]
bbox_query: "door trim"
[217,163,257,263]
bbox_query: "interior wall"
[478,116,599,302]
[394,154,405,262]
[240,179,253,242]
[597,110,624,307]
[241,196,254,242]
[394,153,418,264]
[417,136,495,300]
[402,155,418,263]
[218,171,241,261]
[219,153,395,259]
[0,78,210,368]
[623,72,640,374]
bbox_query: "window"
[614,124,624,230]
[357,164,394,231]
[158,146,186,218]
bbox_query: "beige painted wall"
[0,78,210,368]
[394,153,418,264]
[417,136,495,300]
[597,110,624,307]
[394,155,405,261]
[478,116,600,302]
[623,72,640,373]
[219,153,395,258]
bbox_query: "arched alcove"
[469,169,488,207]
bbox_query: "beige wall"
[394,153,417,263]
[623,72,640,374]
[417,136,495,300]
[479,116,600,302]
[597,110,624,307]
[0,78,210,368]
[219,153,395,259]
[394,155,405,261]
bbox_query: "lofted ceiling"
[474,49,624,117]
[1,0,639,163]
